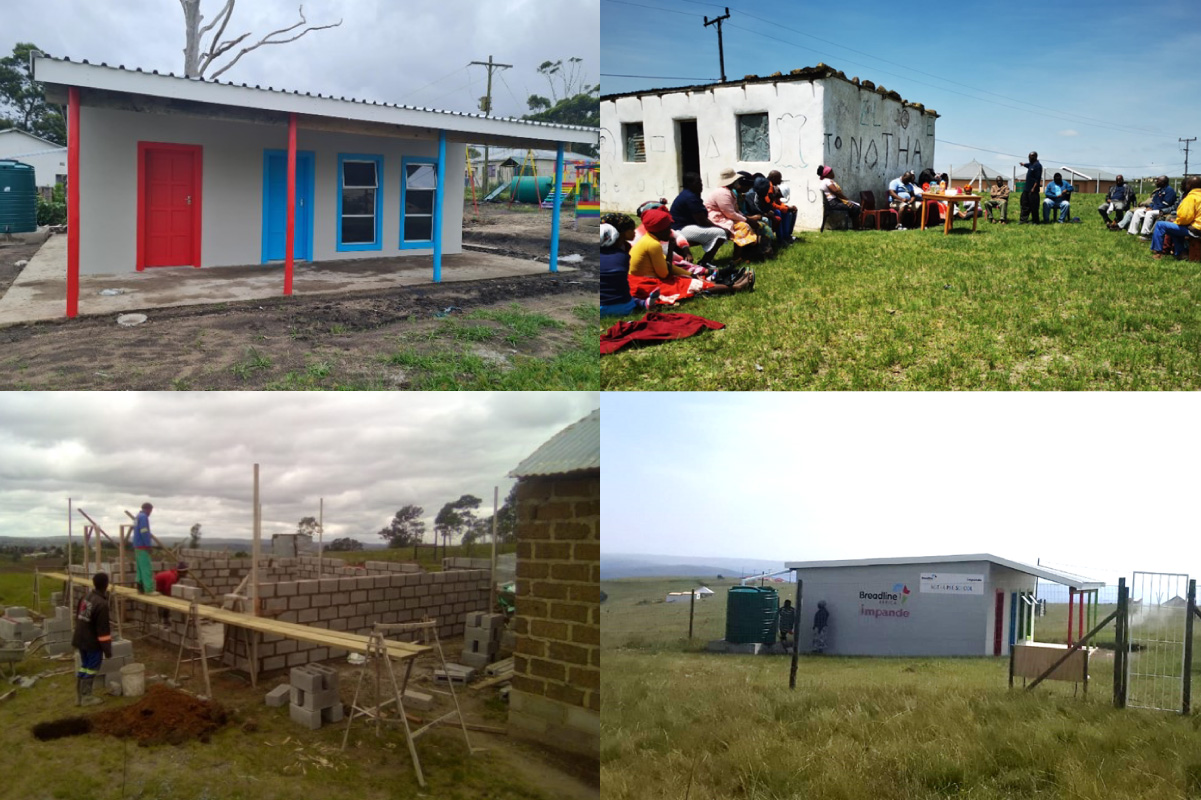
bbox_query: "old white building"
[600,65,938,230]
[0,129,67,189]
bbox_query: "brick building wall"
[509,470,600,757]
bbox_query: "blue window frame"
[399,156,439,250]
[336,153,384,251]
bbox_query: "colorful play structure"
[472,149,598,227]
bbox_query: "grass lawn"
[600,194,1201,389]
[602,576,1201,800]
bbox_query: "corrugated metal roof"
[32,54,598,142]
[785,553,1104,590]
[511,409,599,477]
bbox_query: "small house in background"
[600,65,937,230]
[0,129,67,190]
[785,554,1102,657]
[508,409,599,758]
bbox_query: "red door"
[993,590,1005,655]
[139,143,202,269]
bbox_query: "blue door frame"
[262,150,315,263]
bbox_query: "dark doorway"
[678,119,700,186]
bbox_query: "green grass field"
[601,194,1201,389]
[602,577,1201,800]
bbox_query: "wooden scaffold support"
[174,599,214,699]
[341,619,478,787]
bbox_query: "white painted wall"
[78,105,465,275]
[0,130,67,188]
[600,77,936,230]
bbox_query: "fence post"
[789,576,802,690]
[1114,577,1128,709]
[689,587,696,640]
[1185,579,1195,715]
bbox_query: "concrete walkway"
[0,235,575,327]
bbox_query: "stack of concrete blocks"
[288,664,343,730]
[461,611,506,669]
[42,606,74,656]
[0,607,38,643]
[70,637,134,693]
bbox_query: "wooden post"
[1114,577,1128,709]
[490,486,498,613]
[318,497,324,581]
[252,464,260,617]
[789,576,803,690]
[66,497,74,612]
[117,524,126,639]
[688,586,695,640]
[1184,579,1195,715]
[94,519,102,573]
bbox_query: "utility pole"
[1181,137,1197,176]
[704,7,731,83]
[469,55,513,195]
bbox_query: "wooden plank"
[46,572,426,660]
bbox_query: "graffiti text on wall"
[823,133,924,172]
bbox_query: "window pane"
[342,216,375,244]
[342,188,375,216]
[406,164,437,190]
[406,189,434,216]
[737,113,770,161]
[405,216,433,242]
[624,123,645,162]
[343,161,377,187]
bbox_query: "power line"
[603,0,701,15]
[936,138,1181,171]
[601,72,718,81]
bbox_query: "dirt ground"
[4,564,598,800]
[0,205,598,390]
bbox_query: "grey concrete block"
[290,666,321,692]
[321,703,344,724]
[308,663,338,690]
[403,690,434,711]
[289,702,323,730]
[265,684,291,707]
[110,639,134,659]
[106,678,123,696]
[291,686,339,711]
[459,650,491,669]
[435,664,477,683]
[5,607,29,619]
[46,641,74,656]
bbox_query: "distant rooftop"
[785,553,1103,590]
[511,409,599,478]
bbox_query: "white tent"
[696,587,715,598]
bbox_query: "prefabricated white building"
[785,554,1102,657]
[600,65,937,231]
[32,55,598,317]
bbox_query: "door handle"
[186,196,192,205]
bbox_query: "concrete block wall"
[220,569,490,674]
[509,471,600,758]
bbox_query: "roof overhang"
[785,553,1104,590]
[34,55,598,149]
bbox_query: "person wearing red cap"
[628,207,753,302]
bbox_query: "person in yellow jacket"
[1150,176,1201,259]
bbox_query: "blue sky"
[601,392,1198,586]
[601,0,1198,179]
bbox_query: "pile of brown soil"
[90,684,229,746]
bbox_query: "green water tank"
[0,160,38,234]
[725,586,779,644]
[508,176,556,204]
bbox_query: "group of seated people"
[1098,174,1201,259]
[881,167,986,228]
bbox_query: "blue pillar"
[1008,592,1017,647]
[549,142,565,272]
[434,130,447,282]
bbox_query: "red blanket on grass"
[600,312,725,355]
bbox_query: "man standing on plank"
[133,502,154,594]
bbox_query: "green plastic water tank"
[508,176,556,204]
[0,160,38,234]
[725,586,779,644]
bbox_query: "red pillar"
[66,87,80,318]
[1078,591,1084,641]
[283,112,296,296]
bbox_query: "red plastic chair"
[859,191,898,230]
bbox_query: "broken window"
[737,113,770,162]
[624,122,646,163]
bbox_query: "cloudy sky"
[602,0,1199,177]
[602,393,1197,585]
[0,391,598,546]
[4,0,598,120]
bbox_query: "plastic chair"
[820,202,850,232]
[859,191,898,230]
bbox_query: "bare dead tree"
[180,0,341,80]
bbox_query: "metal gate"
[1127,571,1190,712]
